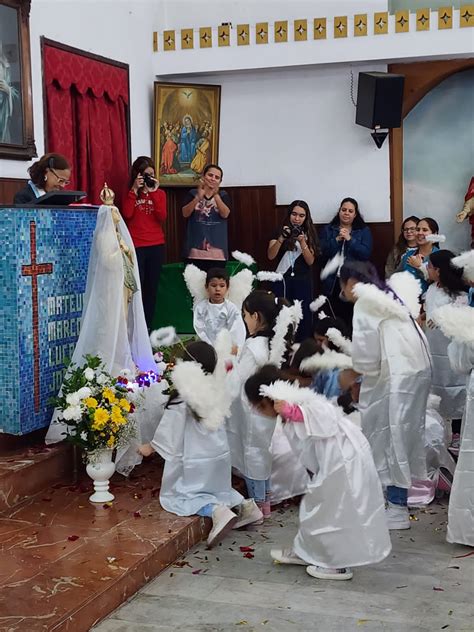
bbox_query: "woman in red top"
[122,156,167,329]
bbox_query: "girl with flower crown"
[138,337,263,548]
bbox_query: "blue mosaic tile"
[0,207,98,435]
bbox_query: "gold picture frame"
[153,82,221,187]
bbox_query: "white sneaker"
[233,499,264,529]
[207,505,238,548]
[270,547,307,566]
[306,565,353,581]
[385,502,410,530]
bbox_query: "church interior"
[0,1,473,630]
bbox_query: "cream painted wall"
[169,63,391,223]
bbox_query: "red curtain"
[43,45,130,205]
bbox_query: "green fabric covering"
[152,262,256,334]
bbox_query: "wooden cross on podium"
[21,221,53,412]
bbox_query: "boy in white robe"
[187,266,247,353]
[245,365,391,581]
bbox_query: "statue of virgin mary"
[45,191,156,445]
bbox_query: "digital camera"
[142,172,156,188]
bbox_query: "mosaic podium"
[0,206,98,435]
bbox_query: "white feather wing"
[183,264,207,306]
[227,269,254,309]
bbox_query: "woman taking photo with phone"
[122,156,167,330]
[267,200,319,340]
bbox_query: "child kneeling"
[245,365,391,581]
[139,340,262,548]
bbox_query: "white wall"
[167,63,391,223]
[0,0,156,179]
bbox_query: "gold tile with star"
[313,17,327,40]
[274,20,288,43]
[294,19,308,41]
[218,24,230,47]
[395,10,410,33]
[237,24,250,45]
[256,22,268,44]
[374,11,389,35]
[437,6,452,29]
[199,27,212,48]
[460,4,474,27]
[416,8,430,31]
[334,16,348,38]
[163,30,175,51]
[181,28,194,49]
[354,14,367,37]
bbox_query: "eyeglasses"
[49,168,70,186]
[403,227,416,232]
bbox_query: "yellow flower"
[111,405,125,425]
[107,436,116,448]
[118,398,131,412]
[103,388,116,404]
[84,397,98,409]
[94,408,109,427]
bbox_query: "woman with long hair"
[122,156,167,330]
[267,200,319,340]
[319,197,372,327]
[385,215,419,278]
[339,260,431,530]
[425,250,469,442]
[399,217,440,294]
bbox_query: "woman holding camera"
[267,200,319,340]
[122,156,167,330]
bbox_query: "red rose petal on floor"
[192,569,202,575]
[239,546,254,552]
[67,535,80,541]
[433,586,444,591]
[133,511,141,518]
[243,552,254,559]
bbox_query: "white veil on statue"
[46,204,155,444]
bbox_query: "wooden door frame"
[389,58,474,236]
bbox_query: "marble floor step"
[0,457,209,631]
[0,442,74,513]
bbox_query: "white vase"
[86,449,115,503]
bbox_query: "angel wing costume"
[424,284,468,419]
[263,382,391,569]
[351,272,431,489]
[151,342,243,516]
[184,264,249,351]
[433,300,474,547]
[46,205,155,444]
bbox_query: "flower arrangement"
[51,355,137,456]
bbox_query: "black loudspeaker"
[355,72,405,130]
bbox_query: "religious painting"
[153,82,220,187]
[0,0,36,160]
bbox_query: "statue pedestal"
[0,205,97,435]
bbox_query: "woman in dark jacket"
[319,197,372,328]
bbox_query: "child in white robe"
[432,249,474,547]
[339,262,431,531]
[245,365,391,581]
[425,250,469,448]
[193,267,247,352]
[226,290,294,518]
[139,339,262,548]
